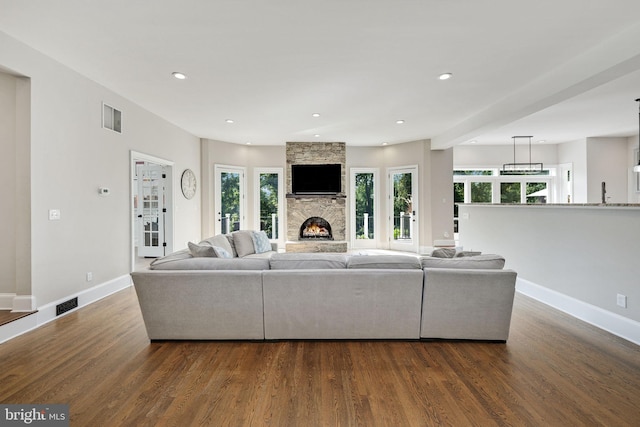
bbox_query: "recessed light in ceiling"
[538,140,546,143]
[469,140,477,144]
[382,142,388,146]
[312,113,320,117]
[172,72,187,80]
[246,142,252,145]
[314,134,320,138]
[439,73,453,80]
[396,120,405,124]
[225,119,234,124]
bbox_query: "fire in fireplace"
[299,217,333,240]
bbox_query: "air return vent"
[102,102,122,133]
[56,297,78,316]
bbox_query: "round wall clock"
[181,169,197,199]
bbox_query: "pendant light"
[502,136,543,175]
[634,98,640,173]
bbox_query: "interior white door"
[137,163,167,257]
[215,165,246,235]
[388,166,419,252]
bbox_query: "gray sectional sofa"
[131,232,517,342]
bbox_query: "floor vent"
[56,297,78,316]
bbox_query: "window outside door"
[255,168,283,242]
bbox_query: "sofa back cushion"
[346,254,422,269]
[269,253,348,269]
[421,254,505,269]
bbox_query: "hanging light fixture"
[634,98,640,173]
[502,136,544,175]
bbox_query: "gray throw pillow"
[188,242,217,257]
[431,247,457,258]
[232,230,256,257]
[212,246,232,258]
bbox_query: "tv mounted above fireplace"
[291,164,341,195]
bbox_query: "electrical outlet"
[49,209,61,220]
[616,294,627,308]
[86,272,93,282]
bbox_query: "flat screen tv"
[291,164,341,195]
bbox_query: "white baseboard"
[0,293,16,310]
[516,277,640,346]
[12,295,37,312]
[0,274,132,344]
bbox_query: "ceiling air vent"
[102,102,122,133]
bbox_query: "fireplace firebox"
[299,217,333,240]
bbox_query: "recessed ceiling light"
[172,72,187,80]
[396,120,405,125]
[538,140,546,143]
[246,142,252,145]
[382,142,388,146]
[439,73,453,80]
[225,119,234,124]
[314,134,320,138]
[469,140,477,144]
[312,113,320,117]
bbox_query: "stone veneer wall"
[286,142,347,249]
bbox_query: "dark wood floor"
[1,287,639,426]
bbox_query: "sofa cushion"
[150,255,269,270]
[346,254,422,269]
[252,230,272,254]
[188,242,216,257]
[269,253,348,269]
[199,234,235,257]
[232,230,256,257]
[421,254,505,270]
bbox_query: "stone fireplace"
[285,142,348,253]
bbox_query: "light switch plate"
[49,209,61,220]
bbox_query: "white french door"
[136,163,167,257]
[215,165,246,234]
[350,168,379,249]
[388,166,419,252]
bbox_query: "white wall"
[454,144,558,168]
[0,31,201,308]
[0,72,17,298]
[558,139,588,202]
[586,137,628,203]
[459,204,640,343]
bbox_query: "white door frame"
[130,151,174,272]
[350,167,379,249]
[388,165,419,253]
[214,164,247,235]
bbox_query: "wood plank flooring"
[0,287,639,426]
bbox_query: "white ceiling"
[1,0,640,148]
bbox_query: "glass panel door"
[389,166,418,252]
[136,163,166,257]
[351,169,377,248]
[215,165,245,234]
[256,168,283,241]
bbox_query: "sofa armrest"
[421,268,517,341]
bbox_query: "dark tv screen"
[291,164,341,194]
